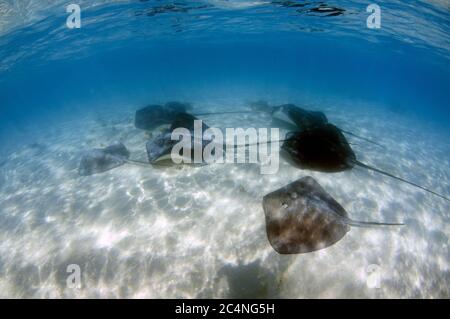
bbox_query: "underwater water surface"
[0,0,449,298]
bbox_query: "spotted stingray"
[262,176,403,254]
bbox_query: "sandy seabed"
[0,98,448,298]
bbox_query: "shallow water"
[0,1,449,298]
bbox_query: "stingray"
[280,123,449,201]
[145,112,210,164]
[246,101,382,147]
[146,112,253,165]
[81,112,226,171]
[135,102,257,131]
[262,176,403,254]
[272,103,327,129]
[145,129,212,165]
[271,103,384,147]
[80,110,217,175]
[146,129,178,163]
[135,102,189,130]
[79,142,131,176]
[78,141,174,176]
[165,101,193,111]
[169,112,210,132]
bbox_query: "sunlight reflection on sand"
[0,99,448,298]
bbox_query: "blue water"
[0,1,448,298]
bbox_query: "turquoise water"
[0,1,448,298]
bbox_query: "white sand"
[0,98,448,298]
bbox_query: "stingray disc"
[282,123,356,172]
[146,130,177,163]
[272,104,328,130]
[169,112,209,132]
[262,176,350,254]
[135,103,187,130]
[146,128,215,165]
[79,142,130,176]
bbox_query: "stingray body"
[145,130,213,165]
[282,123,355,172]
[79,142,130,176]
[249,101,383,147]
[272,103,328,130]
[135,102,189,130]
[165,101,193,111]
[146,129,177,163]
[262,176,402,254]
[136,102,252,131]
[281,124,449,201]
[146,113,212,164]
[169,112,209,132]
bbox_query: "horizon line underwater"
[0,0,449,299]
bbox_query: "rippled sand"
[0,99,448,298]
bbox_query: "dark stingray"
[135,102,257,131]
[272,103,327,129]
[246,101,382,147]
[79,142,130,176]
[272,103,384,147]
[134,102,189,130]
[281,124,449,201]
[165,101,193,111]
[169,112,209,132]
[263,176,403,254]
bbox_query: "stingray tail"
[355,160,450,202]
[345,219,404,227]
[126,159,149,166]
[340,129,385,148]
[226,137,290,148]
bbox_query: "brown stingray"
[262,176,403,254]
